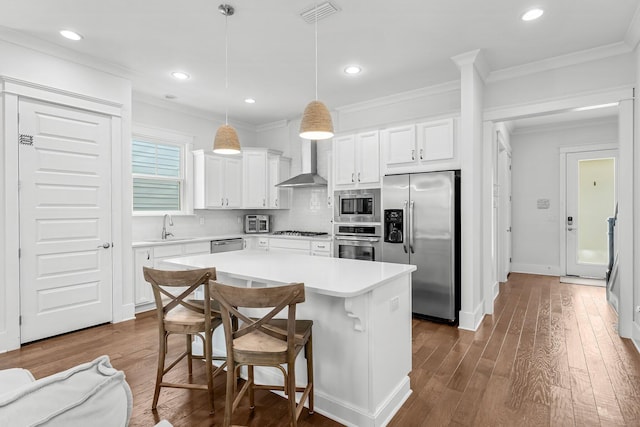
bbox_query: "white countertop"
[162,250,415,298]
[132,233,332,248]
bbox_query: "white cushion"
[0,368,35,397]
[0,355,132,427]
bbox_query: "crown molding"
[0,26,132,80]
[487,42,632,83]
[255,120,289,133]
[334,80,460,114]
[511,115,618,135]
[132,91,256,132]
[625,3,640,50]
[451,49,490,82]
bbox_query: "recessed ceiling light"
[171,71,190,80]
[59,30,83,41]
[344,65,362,75]
[521,8,544,21]
[244,98,256,104]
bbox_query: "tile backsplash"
[268,187,333,233]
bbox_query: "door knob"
[98,242,111,249]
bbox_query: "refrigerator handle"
[409,200,415,253]
[402,200,408,254]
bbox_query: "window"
[131,125,193,214]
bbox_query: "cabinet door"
[327,152,334,208]
[134,248,154,305]
[268,155,291,209]
[356,131,380,185]
[205,155,225,208]
[333,135,356,186]
[224,157,243,208]
[381,125,416,168]
[417,119,454,162]
[243,151,268,208]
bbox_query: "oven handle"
[335,236,380,242]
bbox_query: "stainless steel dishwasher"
[210,238,244,253]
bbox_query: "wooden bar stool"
[143,266,227,414]
[210,281,314,427]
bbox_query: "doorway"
[564,149,617,279]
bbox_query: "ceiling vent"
[300,2,339,24]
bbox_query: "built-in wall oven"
[334,189,381,223]
[333,223,382,261]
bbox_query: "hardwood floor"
[1,273,639,426]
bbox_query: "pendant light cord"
[224,11,229,125]
[314,2,318,101]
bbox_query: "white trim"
[1,76,122,116]
[335,80,460,114]
[624,4,640,50]
[512,116,618,136]
[511,263,561,276]
[458,302,485,331]
[633,321,640,354]
[452,49,490,82]
[484,86,634,122]
[493,281,500,301]
[255,119,288,133]
[487,42,632,84]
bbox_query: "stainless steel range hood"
[276,140,327,187]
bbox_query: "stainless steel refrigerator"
[382,171,460,322]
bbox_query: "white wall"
[510,118,618,276]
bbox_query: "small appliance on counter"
[245,214,270,234]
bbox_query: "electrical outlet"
[199,216,205,225]
[390,296,399,311]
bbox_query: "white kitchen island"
[164,249,416,427]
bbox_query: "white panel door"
[566,149,617,279]
[19,99,113,343]
[333,135,356,186]
[356,131,380,185]
[224,157,243,208]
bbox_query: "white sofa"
[0,355,171,427]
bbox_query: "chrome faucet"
[161,214,174,240]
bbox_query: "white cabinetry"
[268,238,311,254]
[381,118,457,174]
[333,131,380,188]
[243,148,287,209]
[133,241,211,312]
[268,154,291,209]
[311,241,331,257]
[193,150,242,209]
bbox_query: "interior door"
[19,99,113,343]
[566,149,617,279]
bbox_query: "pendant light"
[299,3,334,140]
[213,4,241,154]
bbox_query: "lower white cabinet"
[253,238,332,256]
[133,241,211,311]
[268,238,311,254]
[311,241,331,257]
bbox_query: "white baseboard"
[459,302,485,331]
[493,281,500,300]
[0,331,20,353]
[511,263,561,276]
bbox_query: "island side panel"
[371,273,413,423]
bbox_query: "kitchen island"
[164,249,416,427]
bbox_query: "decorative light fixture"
[299,3,334,140]
[213,4,241,154]
[521,8,544,21]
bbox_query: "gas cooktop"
[271,230,329,237]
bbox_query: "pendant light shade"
[213,4,241,154]
[300,100,334,140]
[299,3,333,140]
[213,124,241,154]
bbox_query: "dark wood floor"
[1,273,640,426]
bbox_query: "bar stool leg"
[306,333,314,414]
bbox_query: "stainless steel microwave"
[245,214,270,233]
[333,188,381,223]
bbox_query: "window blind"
[132,140,182,211]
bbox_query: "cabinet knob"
[357,172,361,182]
[275,198,278,207]
[221,198,224,206]
[226,198,229,206]
[419,149,424,160]
[411,149,415,161]
[263,198,266,207]
[351,172,355,182]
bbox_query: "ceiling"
[0,0,638,126]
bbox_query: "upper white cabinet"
[193,150,242,209]
[381,118,457,174]
[243,147,288,209]
[333,130,380,188]
[268,154,291,209]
